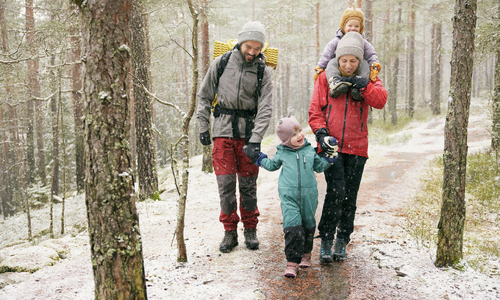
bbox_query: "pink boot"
[284,262,299,278]
[299,253,312,268]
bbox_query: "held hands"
[200,131,211,145]
[315,129,338,158]
[243,143,261,164]
[243,145,267,166]
[320,151,337,165]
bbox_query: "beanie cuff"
[238,31,266,47]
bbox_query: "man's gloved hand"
[200,131,211,145]
[314,66,324,83]
[344,75,370,89]
[244,143,261,164]
[328,77,351,98]
[315,128,337,157]
[370,63,382,82]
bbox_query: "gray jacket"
[197,47,273,144]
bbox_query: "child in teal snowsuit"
[252,115,335,278]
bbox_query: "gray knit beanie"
[276,115,302,149]
[336,31,364,62]
[238,21,266,47]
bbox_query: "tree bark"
[50,56,60,196]
[200,1,213,173]
[493,44,500,151]
[408,0,415,118]
[132,1,158,200]
[69,4,85,193]
[176,0,200,262]
[26,0,46,186]
[25,0,36,185]
[315,2,320,58]
[436,0,477,267]
[75,0,148,298]
[388,6,401,125]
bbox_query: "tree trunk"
[26,0,46,186]
[408,0,415,118]
[316,2,320,58]
[431,19,442,115]
[0,106,7,218]
[50,56,60,196]
[493,45,500,151]
[75,0,148,298]
[200,1,213,173]
[436,0,477,267]
[49,88,59,239]
[60,93,66,235]
[69,4,84,193]
[132,1,158,200]
[176,0,200,263]
[389,6,401,125]
[25,0,36,185]
[365,0,373,124]
[436,22,442,115]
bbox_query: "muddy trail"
[257,114,490,299]
[0,112,492,300]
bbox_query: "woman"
[308,31,387,263]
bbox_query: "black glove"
[244,143,261,164]
[351,88,364,101]
[315,128,335,157]
[345,75,369,89]
[199,131,211,146]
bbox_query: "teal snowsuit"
[260,139,331,263]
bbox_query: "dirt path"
[0,111,494,299]
[258,113,491,299]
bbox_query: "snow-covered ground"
[0,100,499,299]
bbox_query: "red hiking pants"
[212,138,260,231]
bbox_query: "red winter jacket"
[308,72,387,158]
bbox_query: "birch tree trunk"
[436,0,477,267]
[74,0,147,298]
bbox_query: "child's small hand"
[370,63,381,82]
[255,152,268,167]
[320,152,337,165]
[314,66,324,82]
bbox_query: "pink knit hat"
[276,115,302,149]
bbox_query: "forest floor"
[0,101,499,299]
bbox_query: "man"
[196,21,273,253]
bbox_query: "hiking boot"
[333,238,347,261]
[299,253,312,268]
[244,228,259,250]
[319,239,333,264]
[219,230,238,253]
[284,262,299,278]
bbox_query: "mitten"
[314,66,324,82]
[200,131,211,145]
[323,136,338,159]
[370,63,381,82]
[320,152,337,165]
[244,143,261,164]
[329,76,351,98]
[255,152,268,167]
[315,128,336,157]
[345,75,370,89]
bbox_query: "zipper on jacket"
[360,107,363,132]
[236,65,245,110]
[340,93,349,152]
[303,155,306,170]
[296,152,301,202]
[326,104,332,126]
